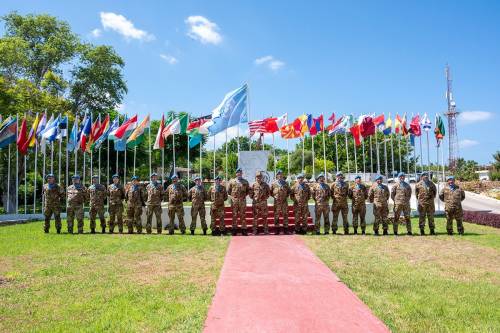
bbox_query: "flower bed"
[463,210,500,229]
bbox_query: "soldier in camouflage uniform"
[189,176,208,235]
[88,175,108,234]
[439,176,466,235]
[125,176,145,234]
[166,174,188,235]
[349,175,368,235]
[331,171,350,234]
[391,172,413,235]
[146,173,164,234]
[251,171,271,235]
[209,176,228,236]
[312,173,331,235]
[271,170,291,235]
[368,175,390,235]
[228,168,251,236]
[290,174,311,234]
[108,174,125,233]
[66,175,88,234]
[415,172,437,235]
[42,174,64,233]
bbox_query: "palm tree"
[493,151,500,170]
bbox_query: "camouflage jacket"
[439,185,465,211]
[67,184,88,206]
[189,185,207,207]
[312,182,331,205]
[146,182,165,206]
[166,183,188,206]
[251,181,270,203]
[108,183,125,205]
[125,184,146,207]
[42,183,64,208]
[368,184,390,207]
[415,180,437,205]
[290,182,311,206]
[89,184,108,208]
[271,180,291,204]
[391,181,412,205]
[209,184,228,206]
[228,177,250,201]
[349,183,368,207]
[331,181,349,206]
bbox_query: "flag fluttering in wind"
[113,114,137,139]
[188,129,204,148]
[42,114,61,144]
[248,119,268,137]
[56,116,68,140]
[293,114,309,136]
[0,117,17,149]
[127,115,150,148]
[17,117,29,155]
[383,117,392,135]
[434,115,445,146]
[187,115,210,148]
[163,113,188,138]
[25,113,41,150]
[328,115,347,135]
[409,115,421,137]
[67,117,79,152]
[309,115,324,136]
[421,113,432,131]
[395,114,408,136]
[79,115,92,151]
[187,115,210,132]
[373,114,385,132]
[153,114,165,150]
[280,123,301,139]
[93,116,116,150]
[36,113,47,139]
[350,121,362,146]
[249,114,287,136]
[359,115,375,137]
[208,84,248,136]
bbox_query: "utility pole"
[445,64,459,171]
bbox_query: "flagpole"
[311,135,315,178]
[74,148,77,175]
[390,134,395,176]
[98,146,101,182]
[133,146,136,176]
[345,133,350,176]
[334,134,339,173]
[413,137,417,176]
[436,142,441,210]
[213,135,216,179]
[419,135,423,172]
[398,134,402,173]
[90,150,93,180]
[369,135,373,174]
[149,125,152,177]
[7,143,11,213]
[225,127,228,182]
[42,142,46,212]
[322,118,327,178]
[247,82,252,152]
[172,133,176,173]
[376,134,381,174]
[301,136,305,173]
[33,142,38,213]
[406,136,410,175]
[362,139,366,177]
[50,141,54,174]
[353,135,358,174]
[24,155,27,214]
[65,128,69,190]
[187,134,190,182]
[426,131,430,173]
[83,152,86,185]
[16,116,19,214]
[384,137,389,180]
[124,146,127,181]
[199,141,202,179]
[441,140,445,181]
[286,139,290,179]
[106,138,109,185]
[273,132,277,176]
[161,146,165,183]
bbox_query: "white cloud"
[100,12,155,41]
[90,28,102,38]
[116,103,125,112]
[254,55,285,71]
[185,16,222,45]
[458,111,493,123]
[459,139,479,149]
[160,54,178,65]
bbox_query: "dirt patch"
[0,276,13,286]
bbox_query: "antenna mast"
[445,64,459,171]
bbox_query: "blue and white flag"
[56,116,68,140]
[67,117,79,152]
[421,113,432,131]
[94,117,119,149]
[42,114,61,142]
[208,84,248,136]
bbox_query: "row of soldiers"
[41,168,466,236]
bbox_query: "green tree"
[454,158,479,181]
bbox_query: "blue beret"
[276,170,283,175]
[421,172,428,176]
[194,176,201,181]
[355,175,361,180]
[112,174,120,179]
[131,176,139,181]
[296,173,304,179]
[72,174,80,179]
[46,173,55,179]
[375,175,383,181]
[150,173,158,177]
[236,168,242,173]
[316,173,325,180]
[336,172,343,177]
[215,175,222,180]
[398,172,405,178]
[447,176,455,181]
[170,174,178,180]
[92,175,99,179]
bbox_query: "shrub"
[463,210,500,229]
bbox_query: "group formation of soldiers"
[41,167,466,236]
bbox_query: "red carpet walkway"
[203,235,389,333]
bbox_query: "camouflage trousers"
[314,204,330,232]
[252,201,269,232]
[168,205,185,232]
[273,202,289,228]
[445,208,464,234]
[373,204,389,232]
[146,205,162,233]
[67,205,84,233]
[127,206,143,233]
[418,203,435,230]
[109,203,124,232]
[89,205,106,230]
[294,203,309,232]
[332,204,349,232]
[191,204,207,231]
[393,203,412,234]
[210,205,225,231]
[352,205,366,230]
[44,206,61,232]
[231,199,247,229]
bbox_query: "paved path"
[203,236,389,333]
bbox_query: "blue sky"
[2,0,499,164]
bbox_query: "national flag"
[17,117,28,155]
[208,84,248,136]
[162,114,179,138]
[25,113,41,149]
[79,115,92,151]
[396,114,408,136]
[359,115,375,137]
[188,128,204,148]
[0,117,17,149]
[328,116,346,135]
[42,115,61,143]
[309,115,324,136]
[187,114,211,131]
[292,114,309,136]
[86,116,101,151]
[248,119,268,137]
[280,123,301,139]
[373,114,385,131]
[434,115,445,146]
[95,114,110,141]
[266,113,287,133]
[113,114,138,139]
[178,112,189,134]
[93,116,117,150]
[409,115,422,137]
[127,115,150,148]
[350,122,362,146]
[38,114,54,139]
[67,117,79,152]
[56,116,68,140]
[153,114,165,150]
[35,113,47,138]
[112,116,130,152]
[383,117,392,135]
[421,113,432,131]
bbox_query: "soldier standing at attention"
[349,175,368,235]
[125,176,145,234]
[189,176,208,235]
[209,176,228,236]
[42,174,64,233]
[439,176,466,235]
[166,174,188,235]
[66,175,88,234]
[415,172,437,235]
[271,170,291,234]
[88,175,108,234]
[331,172,350,235]
[368,175,390,235]
[312,173,331,235]
[290,174,311,235]
[251,171,271,235]
[228,168,251,236]
[146,173,164,234]
[108,174,125,234]
[391,172,413,235]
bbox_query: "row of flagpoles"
[0,83,447,214]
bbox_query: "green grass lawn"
[303,219,500,333]
[0,221,229,333]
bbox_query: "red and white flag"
[153,114,165,149]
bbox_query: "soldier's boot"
[91,228,96,234]
[361,228,366,235]
[420,227,425,236]
[191,230,195,235]
[146,228,152,234]
[118,227,123,234]
[44,228,49,234]
[56,228,61,234]
[231,229,237,236]
[430,228,435,236]
[353,227,358,235]
[252,229,258,236]
[275,226,281,235]
[324,230,329,235]
[394,230,398,236]
[68,227,74,234]
[211,228,219,236]
[101,227,106,234]
[383,230,388,236]
[315,230,320,235]
[374,229,379,236]
[447,229,453,235]
[242,229,248,236]
[181,230,186,235]
[203,229,207,235]
[407,231,413,236]
[344,228,349,235]
[169,229,174,235]
[157,228,162,234]
[332,228,337,235]
[109,224,115,234]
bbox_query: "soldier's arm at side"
[390,185,396,201]
[461,189,465,201]
[368,187,374,203]
[438,188,445,202]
